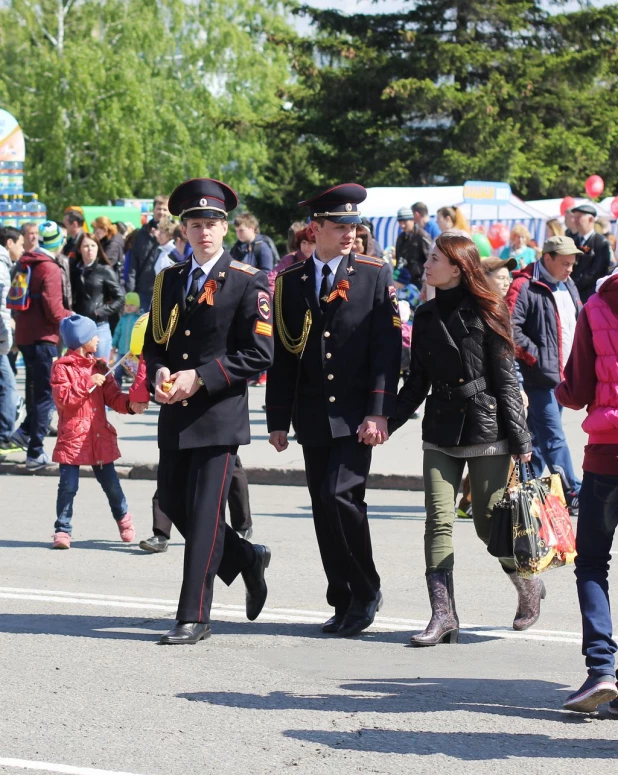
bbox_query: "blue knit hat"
[60,315,98,350]
[39,220,64,250]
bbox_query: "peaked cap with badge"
[168,178,239,220]
[299,183,367,225]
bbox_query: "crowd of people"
[0,181,617,714]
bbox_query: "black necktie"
[319,264,332,313]
[186,266,202,303]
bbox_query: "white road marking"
[0,585,583,644]
[0,757,148,774]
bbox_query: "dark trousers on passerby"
[302,436,380,612]
[152,455,252,538]
[574,471,618,678]
[56,463,128,535]
[526,387,582,496]
[0,353,18,444]
[158,446,255,623]
[19,342,56,458]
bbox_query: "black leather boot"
[410,570,459,647]
[508,573,546,631]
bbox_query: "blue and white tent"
[363,186,548,250]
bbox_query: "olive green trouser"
[423,449,514,572]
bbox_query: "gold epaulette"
[278,260,308,276]
[355,256,384,267]
[151,269,179,348]
[274,274,312,356]
[230,260,259,275]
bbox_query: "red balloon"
[560,196,576,216]
[585,175,605,199]
[611,197,618,218]
[487,222,510,250]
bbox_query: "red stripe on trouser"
[197,452,230,622]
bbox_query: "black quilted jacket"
[390,291,532,454]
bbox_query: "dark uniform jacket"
[390,290,532,454]
[571,232,611,303]
[266,253,402,446]
[143,252,274,450]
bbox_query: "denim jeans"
[19,342,56,458]
[95,322,112,362]
[574,471,618,677]
[0,353,18,443]
[55,463,128,535]
[526,386,582,495]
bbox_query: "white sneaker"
[25,451,51,471]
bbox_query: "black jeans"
[19,342,56,458]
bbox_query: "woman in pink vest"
[556,270,618,714]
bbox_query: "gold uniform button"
[182,353,189,360]
[185,330,191,336]
[489,404,495,409]
[324,331,331,338]
[327,374,334,380]
[329,396,336,403]
[459,379,464,384]
[182,400,188,407]
[325,353,332,359]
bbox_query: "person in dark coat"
[570,203,611,302]
[266,183,402,638]
[93,217,126,276]
[142,178,274,645]
[394,206,431,289]
[70,233,124,361]
[126,195,169,311]
[390,233,535,647]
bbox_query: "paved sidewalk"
[1,377,588,488]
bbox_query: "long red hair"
[435,234,514,353]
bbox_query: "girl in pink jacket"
[50,315,145,550]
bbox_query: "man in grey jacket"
[0,226,23,455]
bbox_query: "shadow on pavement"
[0,539,183,554]
[181,676,606,729]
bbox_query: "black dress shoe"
[242,544,271,621]
[158,621,211,645]
[338,591,383,638]
[139,535,169,553]
[237,526,253,541]
[322,611,346,634]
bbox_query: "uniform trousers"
[302,436,380,612]
[152,456,252,538]
[158,446,255,624]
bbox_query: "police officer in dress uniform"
[143,178,275,645]
[266,184,402,637]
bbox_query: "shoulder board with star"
[278,260,309,277]
[354,255,385,268]
[230,260,259,275]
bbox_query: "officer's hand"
[167,369,200,403]
[155,367,172,403]
[269,431,289,452]
[358,415,389,445]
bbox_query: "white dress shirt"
[579,229,596,246]
[313,254,344,301]
[186,248,224,295]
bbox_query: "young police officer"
[143,179,274,645]
[266,184,401,637]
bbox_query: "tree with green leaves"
[0,0,293,218]
[251,0,618,237]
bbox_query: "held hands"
[514,452,533,463]
[129,401,149,414]
[269,431,289,452]
[357,415,389,446]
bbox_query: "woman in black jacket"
[390,233,538,646]
[70,233,124,361]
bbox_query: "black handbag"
[487,463,530,559]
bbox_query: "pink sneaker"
[52,532,71,550]
[117,514,135,543]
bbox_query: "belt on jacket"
[432,377,487,401]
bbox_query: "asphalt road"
[0,476,617,775]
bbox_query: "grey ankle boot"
[508,573,546,631]
[410,570,460,647]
